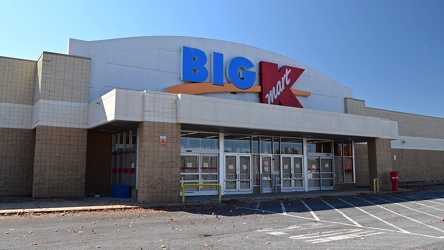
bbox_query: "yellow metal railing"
[181,183,222,204]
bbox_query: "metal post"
[373,179,379,193]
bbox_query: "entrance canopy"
[177,94,398,142]
[89,89,398,142]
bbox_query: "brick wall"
[137,121,180,203]
[0,128,35,196]
[33,126,87,197]
[0,57,36,196]
[346,98,444,185]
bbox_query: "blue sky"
[1,0,443,117]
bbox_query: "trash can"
[112,185,131,198]
[390,171,399,192]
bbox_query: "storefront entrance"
[224,154,252,194]
[180,154,219,195]
[307,155,334,190]
[281,155,304,192]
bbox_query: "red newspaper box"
[390,171,399,191]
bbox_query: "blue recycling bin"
[112,185,131,198]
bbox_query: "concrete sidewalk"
[0,188,403,215]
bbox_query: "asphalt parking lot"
[224,188,444,249]
[1,187,444,249]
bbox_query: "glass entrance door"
[261,155,273,193]
[308,156,334,190]
[224,155,252,194]
[320,157,334,190]
[281,155,304,192]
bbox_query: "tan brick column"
[137,121,181,203]
[33,127,87,198]
[368,138,393,191]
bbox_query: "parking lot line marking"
[377,197,444,219]
[289,228,384,244]
[395,197,444,212]
[339,198,410,233]
[406,196,444,206]
[255,202,260,210]
[237,204,444,239]
[280,202,287,215]
[301,200,321,221]
[321,199,362,227]
[267,231,287,236]
[358,197,444,235]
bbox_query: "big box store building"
[1,36,443,203]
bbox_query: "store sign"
[174,46,308,108]
[259,61,304,108]
[181,46,255,90]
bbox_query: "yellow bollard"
[373,179,379,193]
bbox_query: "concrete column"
[368,138,393,191]
[137,121,181,203]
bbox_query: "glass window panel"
[344,157,354,182]
[200,185,218,191]
[322,179,333,186]
[201,138,218,149]
[282,157,291,178]
[322,141,332,153]
[308,140,332,153]
[273,155,280,182]
[335,157,344,183]
[239,156,251,179]
[252,136,259,154]
[224,135,251,153]
[334,143,343,156]
[273,137,280,154]
[240,181,250,189]
[201,174,218,181]
[280,138,303,154]
[308,180,320,188]
[260,137,272,154]
[201,156,218,173]
[180,132,219,149]
[181,156,199,173]
[343,142,353,156]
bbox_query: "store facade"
[1,36,443,203]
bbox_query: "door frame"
[307,154,334,191]
[222,154,252,194]
[260,154,274,193]
[280,154,304,192]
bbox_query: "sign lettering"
[259,61,305,108]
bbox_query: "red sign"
[259,61,305,108]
